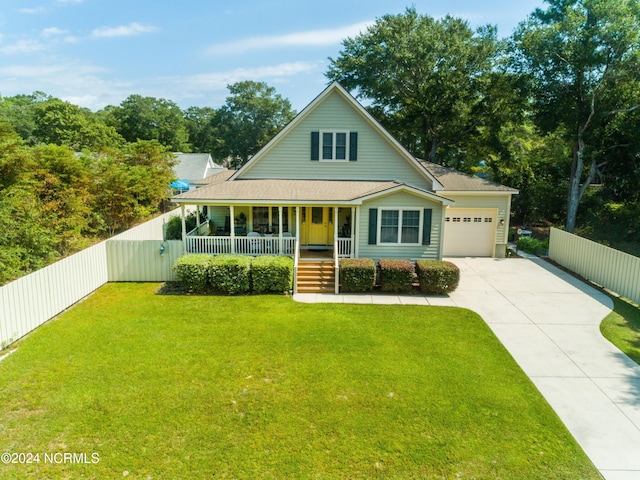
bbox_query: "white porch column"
[295,206,300,246]
[181,204,187,252]
[351,207,356,258]
[230,205,236,254]
[333,207,338,246]
[354,206,360,258]
[278,206,283,254]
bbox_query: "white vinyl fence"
[549,227,640,304]
[106,240,184,282]
[0,209,187,349]
[0,242,109,349]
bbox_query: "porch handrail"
[293,239,300,294]
[333,240,340,294]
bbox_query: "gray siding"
[239,91,432,190]
[357,191,444,261]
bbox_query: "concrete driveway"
[295,256,640,480]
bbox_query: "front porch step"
[296,260,335,293]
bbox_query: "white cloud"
[207,21,371,55]
[42,27,68,38]
[92,22,159,38]
[19,7,48,14]
[0,39,46,55]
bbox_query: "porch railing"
[186,236,295,256]
[337,238,352,258]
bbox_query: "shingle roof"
[420,161,518,193]
[174,178,404,202]
[173,153,225,182]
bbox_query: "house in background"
[171,153,226,192]
[171,82,517,292]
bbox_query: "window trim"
[377,207,423,246]
[320,130,350,162]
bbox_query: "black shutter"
[368,208,378,244]
[311,131,319,161]
[349,132,358,161]
[422,208,432,245]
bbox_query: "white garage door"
[443,208,497,257]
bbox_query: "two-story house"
[171,82,517,292]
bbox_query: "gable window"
[311,131,357,161]
[322,131,347,160]
[378,208,422,245]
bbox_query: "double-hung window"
[379,208,422,245]
[322,131,348,161]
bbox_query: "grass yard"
[601,294,640,365]
[0,283,600,479]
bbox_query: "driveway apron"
[294,256,640,480]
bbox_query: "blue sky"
[0,0,545,112]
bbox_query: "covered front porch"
[179,204,356,259]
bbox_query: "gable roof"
[420,160,519,194]
[173,153,225,182]
[229,82,444,190]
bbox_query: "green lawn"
[0,283,600,479]
[601,294,640,365]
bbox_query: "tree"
[108,95,190,152]
[91,140,176,235]
[510,0,640,232]
[183,106,220,153]
[0,91,52,145]
[213,81,295,168]
[326,8,500,164]
[33,99,124,151]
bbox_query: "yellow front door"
[308,207,328,245]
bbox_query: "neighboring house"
[171,82,517,292]
[171,153,225,192]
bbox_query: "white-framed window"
[321,131,348,161]
[378,208,422,245]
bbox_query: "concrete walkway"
[294,256,640,480]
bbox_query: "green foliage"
[212,81,295,168]
[92,140,176,235]
[251,256,293,294]
[209,254,252,295]
[517,236,549,255]
[108,95,190,152]
[173,254,215,293]
[33,99,123,150]
[327,7,500,164]
[165,213,198,240]
[510,0,640,232]
[339,258,376,293]
[415,260,460,295]
[378,259,415,293]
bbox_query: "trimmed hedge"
[252,256,293,293]
[173,254,294,295]
[339,258,376,293]
[378,259,415,293]
[415,260,460,294]
[209,254,252,294]
[173,254,215,293]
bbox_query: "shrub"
[165,212,198,240]
[517,236,549,255]
[173,254,214,293]
[209,254,252,294]
[251,256,293,294]
[339,258,376,292]
[415,260,460,295]
[378,259,415,293]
